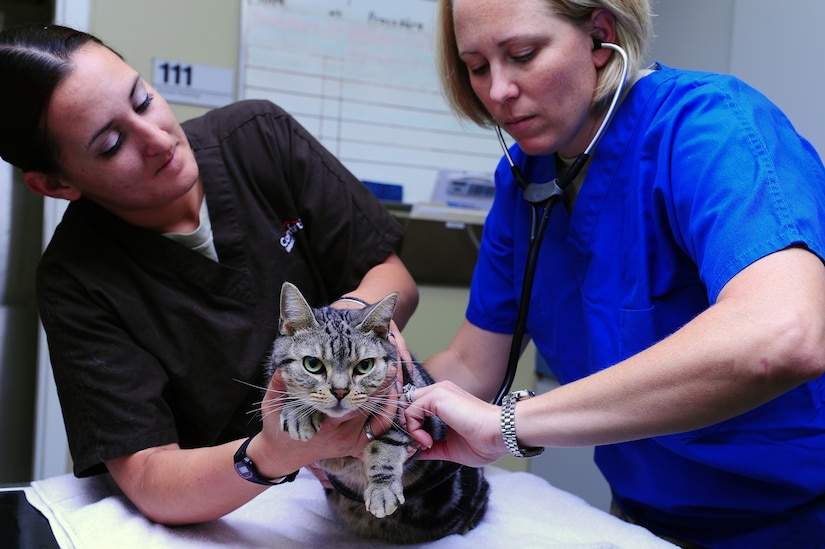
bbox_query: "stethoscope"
[492,40,629,405]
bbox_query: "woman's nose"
[488,66,519,104]
[136,118,173,156]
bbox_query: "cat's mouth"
[322,402,356,418]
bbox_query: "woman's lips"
[503,115,535,134]
[156,146,177,175]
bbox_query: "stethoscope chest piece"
[523,179,565,205]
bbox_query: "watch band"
[500,390,545,458]
[233,436,299,486]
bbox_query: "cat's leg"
[362,439,410,518]
[280,405,323,441]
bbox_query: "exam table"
[7,468,676,548]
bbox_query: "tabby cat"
[265,282,489,544]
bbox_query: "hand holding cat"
[387,323,415,430]
[387,321,413,368]
[403,380,508,467]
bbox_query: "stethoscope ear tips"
[592,38,603,51]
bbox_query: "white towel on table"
[25,468,676,549]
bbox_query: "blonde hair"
[436,0,653,127]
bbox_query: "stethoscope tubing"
[492,42,629,405]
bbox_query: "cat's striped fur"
[266,282,489,544]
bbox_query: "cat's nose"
[332,388,349,401]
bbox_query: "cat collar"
[500,390,545,458]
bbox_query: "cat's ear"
[279,282,318,335]
[358,292,398,339]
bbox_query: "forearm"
[518,319,788,448]
[107,440,277,525]
[426,347,496,399]
[108,435,344,524]
[340,252,418,329]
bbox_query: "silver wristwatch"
[500,390,545,458]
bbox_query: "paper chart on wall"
[239,0,500,204]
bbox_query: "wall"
[0,0,51,484]
[647,0,734,73]
[71,0,825,139]
[0,163,41,483]
[729,0,823,157]
[648,0,824,156]
[89,0,240,124]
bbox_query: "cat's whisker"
[263,395,287,405]
[232,377,270,392]
[256,400,285,417]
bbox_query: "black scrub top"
[36,100,404,477]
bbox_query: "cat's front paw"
[364,482,405,518]
[280,409,322,441]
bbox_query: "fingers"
[388,320,413,367]
[365,384,399,439]
[413,442,451,461]
[260,371,287,430]
[403,385,435,449]
[387,322,415,433]
[388,322,414,393]
[266,368,286,392]
[406,425,434,450]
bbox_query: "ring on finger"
[365,423,375,441]
[402,383,416,404]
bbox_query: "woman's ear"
[590,8,618,67]
[23,171,82,201]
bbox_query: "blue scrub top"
[467,64,825,547]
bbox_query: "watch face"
[235,461,254,480]
[520,446,545,458]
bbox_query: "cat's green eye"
[302,356,324,374]
[354,358,375,375]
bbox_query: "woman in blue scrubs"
[406,1,825,547]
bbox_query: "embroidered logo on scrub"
[280,219,304,253]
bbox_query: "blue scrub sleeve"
[664,75,825,302]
